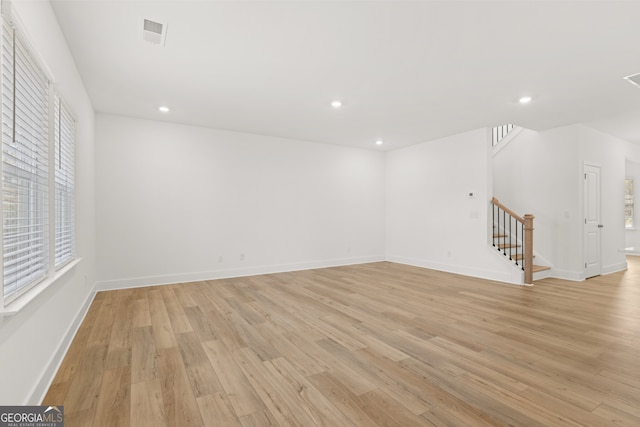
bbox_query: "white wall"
[386,129,521,284]
[492,126,582,278]
[95,114,385,288]
[578,126,629,274]
[0,1,96,404]
[493,124,631,280]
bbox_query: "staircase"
[492,124,515,146]
[491,197,550,285]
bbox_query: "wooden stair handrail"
[491,197,524,223]
[491,197,535,285]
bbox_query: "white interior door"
[583,163,601,278]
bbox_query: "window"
[2,18,50,303]
[625,178,634,228]
[1,13,76,307]
[54,97,74,268]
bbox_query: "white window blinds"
[2,18,50,303]
[54,97,74,268]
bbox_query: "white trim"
[549,268,585,282]
[27,284,96,405]
[386,252,522,286]
[601,261,628,276]
[1,1,55,84]
[547,261,627,282]
[532,268,552,281]
[1,258,81,317]
[491,126,524,157]
[96,256,384,291]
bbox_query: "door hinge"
[584,173,587,179]
[585,262,587,268]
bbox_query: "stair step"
[497,243,520,249]
[532,265,551,273]
[493,233,507,238]
[510,253,535,261]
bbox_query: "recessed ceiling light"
[158,106,170,113]
[518,96,532,104]
[376,140,383,146]
[331,100,342,108]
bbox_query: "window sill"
[626,227,637,231]
[1,258,82,318]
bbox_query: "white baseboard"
[532,269,552,280]
[385,254,522,285]
[547,269,584,281]
[96,256,385,292]
[602,261,628,275]
[549,261,627,282]
[28,285,97,405]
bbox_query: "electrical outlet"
[240,253,245,261]
[218,256,223,263]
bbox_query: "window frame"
[625,177,634,229]
[0,9,77,310]
[54,95,75,269]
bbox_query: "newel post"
[523,214,535,285]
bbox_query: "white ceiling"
[50,0,640,151]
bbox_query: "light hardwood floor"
[44,258,640,426]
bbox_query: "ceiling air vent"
[140,18,167,46]
[624,73,640,88]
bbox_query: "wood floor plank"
[62,342,108,413]
[132,296,151,328]
[105,295,134,370]
[130,380,167,427]
[160,287,193,334]
[147,289,178,349]
[130,325,158,384]
[238,409,280,427]
[265,356,357,427]
[234,346,306,427]
[52,295,104,385]
[306,371,382,427]
[201,339,264,417]
[593,402,640,426]
[173,331,224,397]
[64,409,96,427]
[156,347,203,427]
[93,367,131,427]
[41,381,70,407]
[196,393,243,427]
[44,257,640,426]
[183,362,224,399]
[183,306,218,342]
[355,388,431,427]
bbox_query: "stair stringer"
[491,223,553,284]
[488,247,528,286]
[491,126,524,157]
